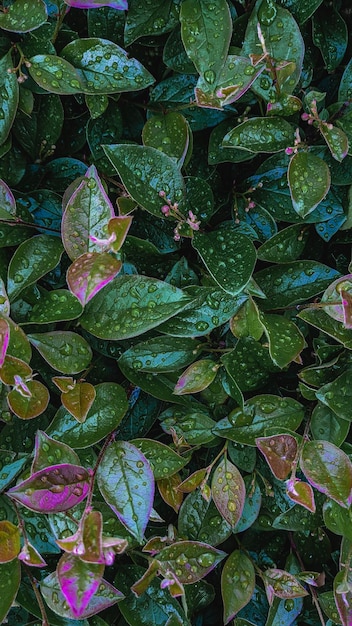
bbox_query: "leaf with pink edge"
[7,379,50,420]
[67,251,122,306]
[0,179,16,220]
[320,124,349,162]
[97,441,154,542]
[300,440,352,508]
[18,542,47,567]
[7,463,90,513]
[0,317,9,367]
[0,280,10,317]
[62,164,115,261]
[211,457,245,528]
[334,568,352,626]
[321,274,352,329]
[108,216,133,252]
[64,0,127,8]
[173,360,220,395]
[286,478,316,512]
[0,354,32,385]
[256,434,298,480]
[263,569,308,605]
[57,552,104,618]
[61,382,96,423]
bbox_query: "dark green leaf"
[221,550,255,624]
[0,0,47,33]
[178,489,232,546]
[157,540,226,584]
[124,0,179,46]
[288,152,331,217]
[257,224,309,263]
[29,55,84,94]
[28,331,92,374]
[260,314,306,368]
[130,439,188,480]
[119,336,202,373]
[26,289,83,324]
[312,7,347,72]
[0,51,19,145]
[223,118,294,153]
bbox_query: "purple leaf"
[7,464,90,513]
[64,0,127,8]
[67,251,122,306]
[57,552,104,618]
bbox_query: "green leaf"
[223,118,295,153]
[211,457,245,529]
[119,336,202,373]
[229,297,263,341]
[0,0,47,33]
[180,0,232,87]
[311,402,349,447]
[257,224,310,263]
[185,177,214,223]
[13,93,64,160]
[61,38,155,94]
[192,229,256,295]
[174,360,220,395]
[103,144,185,218]
[157,540,226,584]
[26,289,83,324]
[316,369,352,422]
[161,408,217,446]
[62,164,115,261]
[7,380,50,420]
[260,314,306,368]
[320,124,349,162]
[213,395,304,446]
[263,568,308,605]
[0,51,19,145]
[47,382,128,448]
[28,331,92,374]
[300,440,352,508]
[338,57,352,102]
[80,275,192,340]
[130,439,188,480]
[297,307,352,349]
[124,0,180,46]
[288,152,331,217]
[142,112,190,167]
[254,261,340,310]
[220,338,278,392]
[312,6,347,72]
[0,179,16,221]
[178,489,232,546]
[4,318,31,362]
[323,500,352,541]
[97,440,154,542]
[32,430,80,472]
[7,234,64,302]
[0,558,21,623]
[221,551,255,624]
[29,55,84,94]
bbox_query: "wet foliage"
[0,0,352,624]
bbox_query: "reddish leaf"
[61,382,96,423]
[18,542,47,567]
[256,434,298,480]
[178,468,208,493]
[7,380,50,419]
[7,464,90,513]
[263,568,309,605]
[107,215,133,252]
[211,457,245,528]
[57,552,104,618]
[67,251,122,306]
[322,274,352,329]
[300,440,352,508]
[158,473,183,513]
[0,355,32,385]
[286,478,316,512]
[0,317,9,367]
[0,521,20,563]
[52,376,76,393]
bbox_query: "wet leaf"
[323,500,352,542]
[62,164,115,261]
[320,124,349,162]
[142,112,189,167]
[97,440,154,542]
[32,430,80,472]
[103,144,185,218]
[338,56,352,102]
[157,540,226,584]
[321,274,352,329]
[29,55,85,95]
[256,434,298,480]
[26,289,83,324]
[312,6,347,72]
[288,152,331,217]
[297,307,352,349]
[174,360,220,395]
[158,473,183,513]
[57,552,104,618]
[7,464,90,513]
[119,336,202,374]
[223,118,294,153]
[300,440,352,508]
[0,558,21,623]
[7,234,64,302]
[7,379,50,420]
[260,314,306,368]
[257,224,309,264]
[263,569,308,605]
[211,457,245,529]
[28,331,92,374]
[80,275,192,340]
[192,229,256,295]
[0,521,20,563]
[0,0,47,33]
[124,0,179,46]
[315,369,352,422]
[0,179,16,221]
[230,297,263,341]
[310,402,349,447]
[221,550,255,624]
[286,478,316,513]
[130,438,188,480]
[67,252,122,306]
[178,489,232,546]
[47,382,128,448]
[61,382,96,423]
[0,316,9,367]
[334,568,352,626]
[18,541,47,567]
[66,1,127,7]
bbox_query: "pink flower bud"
[161,205,170,215]
[285,146,294,155]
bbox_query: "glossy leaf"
[61,38,154,94]
[0,316,9,367]
[124,0,179,46]
[29,55,85,95]
[103,144,185,218]
[0,179,16,221]
[18,541,47,567]
[178,489,232,546]
[0,521,20,563]
[223,118,294,153]
[65,1,127,7]
[7,379,50,420]
[260,314,306,368]
[32,429,80,472]
[320,124,349,162]
[0,52,18,145]
[174,360,219,395]
[263,569,308,605]
[28,331,92,374]
[286,478,316,513]
[0,0,47,33]
[338,57,352,102]
[323,500,352,542]
[57,552,104,618]
[130,439,188,480]
[192,229,256,295]
[7,464,90,513]
[321,274,352,328]
[62,164,115,261]
[211,457,245,528]
[180,0,232,87]
[7,234,64,302]
[158,473,183,513]
[118,336,202,373]
[61,382,96,423]
[334,568,352,626]
[97,440,154,542]
[67,252,122,306]
[288,152,331,217]
[315,369,352,422]
[312,7,347,72]
[221,550,255,624]
[256,434,298,480]
[230,297,263,341]
[297,307,352,349]
[26,289,83,324]
[156,540,226,584]
[300,440,352,508]
[80,275,192,340]
[257,224,310,264]
[47,382,128,448]
[142,112,189,166]
[0,558,21,623]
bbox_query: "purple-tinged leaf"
[221,550,255,624]
[288,152,331,217]
[334,569,352,626]
[97,441,154,542]
[0,179,16,220]
[32,430,80,473]
[7,379,50,420]
[7,464,90,513]
[0,317,9,367]
[211,457,245,529]
[61,382,96,423]
[0,521,20,563]
[157,540,226,584]
[263,569,309,605]
[18,542,47,567]
[298,571,325,587]
[67,251,122,306]
[286,478,316,512]
[64,0,127,8]
[173,360,220,395]
[107,216,133,252]
[300,440,352,508]
[0,558,21,623]
[41,571,123,619]
[62,165,115,261]
[322,274,352,328]
[57,552,104,618]
[178,468,208,493]
[320,124,349,162]
[28,331,92,374]
[0,280,10,317]
[256,434,298,480]
[0,354,32,385]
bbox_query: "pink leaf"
[57,552,104,618]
